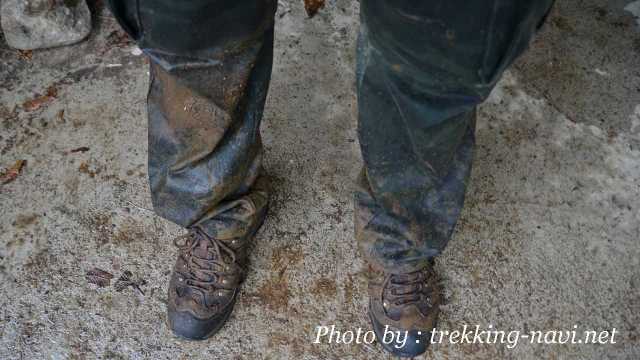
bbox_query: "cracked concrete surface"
[1,0,639,359]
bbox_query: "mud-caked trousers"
[108,0,554,273]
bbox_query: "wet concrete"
[1,0,639,359]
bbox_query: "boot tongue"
[194,238,216,261]
[189,238,219,283]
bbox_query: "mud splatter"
[82,212,113,246]
[12,213,39,228]
[310,277,337,298]
[271,244,304,273]
[112,220,144,245]
[255,276,290,311]
[342,274,356,303]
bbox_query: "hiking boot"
[167,226,252,340]
[368,263,443,357]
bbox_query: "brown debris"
[22,85,58,112]
[1,159,26,184]
[114,270,146,295]
[78,162,100,177]
[303,0,325,18]
[17,50,33,61]
[107,30,132,47]
[56,109,65,119]
[69,146,90,153]
[85,268,114,288]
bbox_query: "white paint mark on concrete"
[130,46,142,56]
[625,0,640,26]
[594,68,610,77]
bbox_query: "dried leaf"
[114,270,146,295]
[106,30,132,48]
[303,0,325,18]
[17,50,33,61]
[70,146,90,153]
[0,160,26,184]
[22,85,58,112]
[86,267,114,287]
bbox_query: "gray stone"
[1,0,91,50]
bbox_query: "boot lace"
[173,227,239,305]
[381,268,432,314]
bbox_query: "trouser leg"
[356,0,554,272]
[107,0,277,238]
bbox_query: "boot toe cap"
[369,310,432,358]
[168,304,234,340]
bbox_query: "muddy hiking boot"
[167,226,254,340]
[368,263,443,357]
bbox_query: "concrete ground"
[1,0,639,359]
